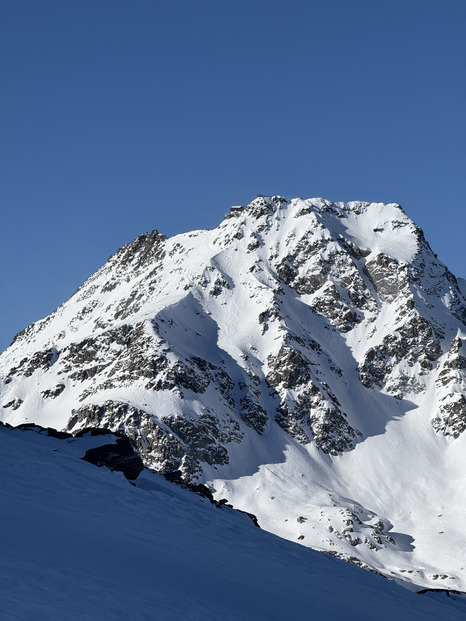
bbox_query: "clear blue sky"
[1,0,465,351]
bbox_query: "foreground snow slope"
[2,196,466,590]
[1,424,465,621]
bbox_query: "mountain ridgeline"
[2,196,466,591]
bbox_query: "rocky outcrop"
[359,312,442,398]
[5,347,58,379]
[67,401,186,475]
[432,337,466,438]
[266,346,358,454]
[67,400,242,481]
[2,397,23,410]
[81,435,145,480]
[364,253,409,303]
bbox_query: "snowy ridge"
[2,423,465,620]
[2,196,466,592]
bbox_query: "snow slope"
[2,196,466,592]
[1,424,465,621]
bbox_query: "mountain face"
[2,196,466,592]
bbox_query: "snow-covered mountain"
[2,196,466,594]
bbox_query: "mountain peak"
[2,196,466,592]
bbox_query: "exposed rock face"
[66,400,242,480]
[364,253,409,303]
[41,384,65,399]
[433,337,466,438]
[6,348,58,378]
[2,397,23,410]
[67,401,186,475]
[81,435,145,480]
[266,345,358,453]
[359,312,443,398]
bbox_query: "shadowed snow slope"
[1,425,465,621]
[2,196,466,592]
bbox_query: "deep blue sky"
[1,0,465,351]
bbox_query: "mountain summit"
[2,196,466,591]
